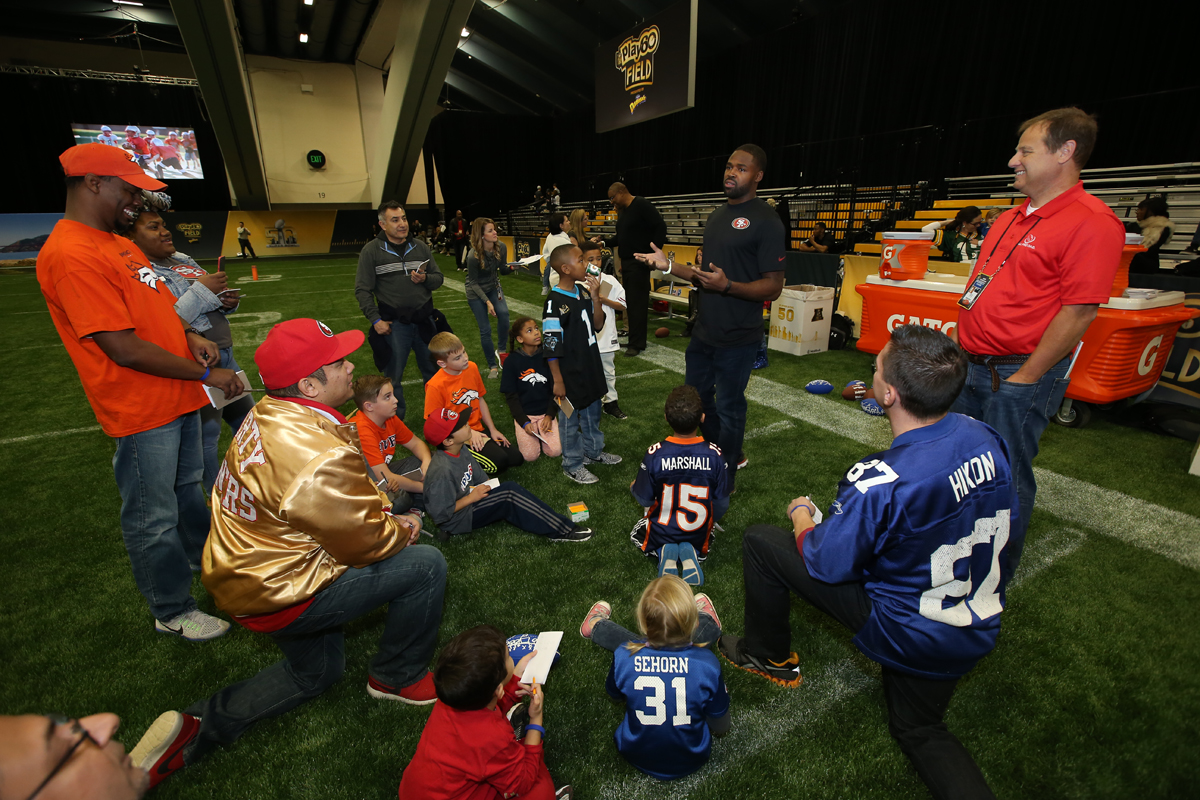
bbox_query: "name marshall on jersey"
[948,450,997,503]
[633,654,690,674]
[651,455,714,472]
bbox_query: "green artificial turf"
[1,254,1198,799]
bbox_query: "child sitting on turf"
[424,331,524,475]
[580,240,628,420]
[349,374,431,513]
[398,624,572,800]
[543,244,621,485]
[422,407,591,543]
[629,385,731,586]
[501,316,562,462]
[579,575,730,781]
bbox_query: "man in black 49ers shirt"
[635,144,785,489]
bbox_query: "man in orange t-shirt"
[38,143,245,642]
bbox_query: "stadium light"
[115,0,144,5]
[304,0,314,4]
[299,33,309,43]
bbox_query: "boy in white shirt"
[581,241,628,419]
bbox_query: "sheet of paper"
[555,396,575,419]
[520,631,563,686]
[483,477,501,490]
[515,254,544,265]
[202,370,252,409]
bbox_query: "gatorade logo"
[1138,335,1164,376]
[732,218,750,230]
[887,313,956,337]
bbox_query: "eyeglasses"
[25,715,98,800]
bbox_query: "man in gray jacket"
[355,201,443,420]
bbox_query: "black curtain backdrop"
[7,73,231,215]
[427,0,1199,219]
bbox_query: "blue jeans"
[200,347,255,495]
[385,321,436,420]
[591,614,721,653]
[186,545,447,756]
[949,356,1071,574]
[685,337,759,479]
[111,412,209,621]
[466,286,510,368]
[560,399,603,473]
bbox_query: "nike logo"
[155,743,187,775]
[778,256,785,261]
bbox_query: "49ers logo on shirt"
[452,388,481,406]
[732,218,750,230]
[171,265,208,280]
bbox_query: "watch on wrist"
[185,327,201,336]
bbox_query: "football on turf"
[842,381,868,400]
[655,327,670,338]
[805,380,834,394]
[861,398,885,416]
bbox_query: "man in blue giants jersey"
[629,386,731,580]
[720,324,1017,800]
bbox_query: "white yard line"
[744,420,797,440]
[1,426,101,445]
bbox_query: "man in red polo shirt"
[39,143,245,642]
[951,107,1123,571]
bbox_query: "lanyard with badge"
[958,215,1042,310]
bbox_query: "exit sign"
[307,149,327,169]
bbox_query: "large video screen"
[72,123,206,181]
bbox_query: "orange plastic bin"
[878,231,935,281]
[855,275,1199,423]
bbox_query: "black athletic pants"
[239,240,256,258]
[621,261,651,350]
[467,437,524,475]
[741,524,996,800]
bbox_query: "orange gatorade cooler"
[879,231,935,280]
[855,274,964,354]
[1111,233,1146,297]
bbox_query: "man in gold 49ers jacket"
[127,318,447,790]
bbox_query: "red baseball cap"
[255,318,364,390]
[424,408,465,445]
[59,143,167,190]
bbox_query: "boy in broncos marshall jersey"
[720,325,1017,800]
[630,386,730,566]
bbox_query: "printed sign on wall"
[595,0,697,134]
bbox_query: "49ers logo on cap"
[317,321,334,337]
[732,218,750,230]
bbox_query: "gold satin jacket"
[202,395,410,616]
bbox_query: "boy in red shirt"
[350,374,431,514]
[424,332,523,475]
[398,625,570,800]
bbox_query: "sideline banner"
[222,211,336,257]
[595,0,697,133]
[331,210,380,253]
[162,211,227,260]
[1148,291,1200,409]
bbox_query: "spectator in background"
[979,208,1003,237]
[464,217,514,379]
[551,183,562,210]
[541,212,572,295]
[597,182,667,357]
[1129,196,1174,275]
[568,208,590,247]
[796,222,838,253]
[922,206,983,262]
[450,210,469,271]
[236,221,256,258]
[355,201,442,422]
[126,207,255,496]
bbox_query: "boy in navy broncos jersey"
[720,325,1017,800]
[630,385,730,585]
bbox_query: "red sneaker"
[579,601,612,640]
[130,711,199,789]
[368,672,437,705]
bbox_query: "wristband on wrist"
[663,258,673,275]
[525,723,545,736]
[721,279,733,296]
[788,503,813,519]
[200,366,211,382]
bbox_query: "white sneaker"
[541,286,550,295]
[564,466,599,485]
[155,609,231,642]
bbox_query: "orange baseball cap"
[59,143,167,190]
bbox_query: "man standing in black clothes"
[596,182,666,357]
[450,209,469,271]
[635,145,785,487]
